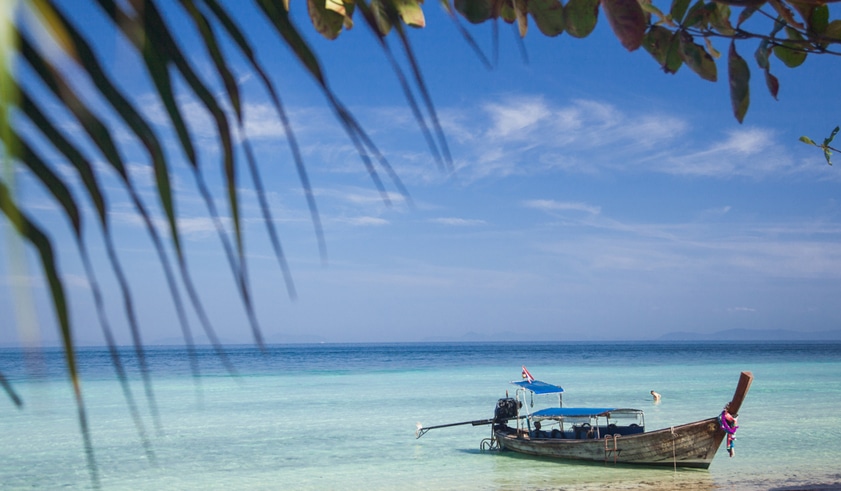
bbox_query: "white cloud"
[313,186,407,209]
[535,217,841,281]
[335,216,389,226]
[63,274,90,290]
[523,199,601,215]
[484,97,552,139]
[441,97,690,181]
[727,307,756,313]
[242,103,287,140]
[177,216,229,238]
[416,95,832,185]
[108,207,234,241]
[429,217,487,226]
[656,127,789,178]
[2,275,41,288]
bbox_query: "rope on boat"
[670,426,677,472]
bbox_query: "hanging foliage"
[1,0,839,487]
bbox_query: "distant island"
[4,328,841,348]
[657,328,841,342]
[418,328,841,344]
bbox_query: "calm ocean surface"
[2,342,840,490]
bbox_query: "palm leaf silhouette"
[2,0,440,486]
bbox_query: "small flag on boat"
[521,366,534,383]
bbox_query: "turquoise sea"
[2,342,840,490]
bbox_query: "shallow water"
[2,342,840,490]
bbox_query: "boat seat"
[626,424,644,434]
[574,424,594,439]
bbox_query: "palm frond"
[3,0,454,486]
[355,0,450,174]
[188,0,299,298]
[0,370,23,408]
[27,0,211,386]
[15,133,156,462]
[18,28,171,432]
[0,180,100,488]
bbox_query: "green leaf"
[754,39,770,69]
[727,42,750,123]
[772,44,806,68]
[678,34,717,81]
[637,0,666,25]
[669,0,691,24]
[601,0,647,51]
[643,27,683,73]
[824,126,840,146]
[773,27,807,68]
[564,0,599,38]
[636,0,659,24]
[709,3,734,36]
[395,0,426,27]
[823,20,841,49]
[308,0,347,39]
[500,0,517,23]
[736,6,757,27]
[681,0,707,28]
[764,67,779,99]
[528,0,565,37]
[663,31,683,73]
[454,0,494,23]
[325,0,357,30]
[371,0,394,35]
[643,26,669,66]
[769,17,786,38]
[799,136,816,145]
[809,5,829,36]
[704,37,720,59]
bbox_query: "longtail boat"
[416,370,752,469]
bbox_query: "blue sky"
[2,0,840,345]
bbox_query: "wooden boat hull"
[495,417,724,469]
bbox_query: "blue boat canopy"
[531,407,616,418]
[511,380,564,395]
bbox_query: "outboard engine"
[494,397,519,422]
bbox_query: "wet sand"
[545,482,841,491]
[535,474,841,491]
